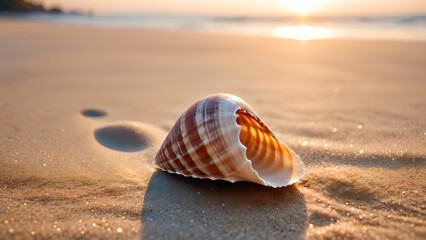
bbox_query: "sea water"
[2,13,426,41]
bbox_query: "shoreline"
[1,15,426,43]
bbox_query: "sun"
[287,0,322,16]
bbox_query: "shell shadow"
[141,171,307,240]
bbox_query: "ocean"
[2,13,426,41]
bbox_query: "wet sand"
[0,19,425,239]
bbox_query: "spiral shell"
[154,93,305,188]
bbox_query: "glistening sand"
[0,20,425,239]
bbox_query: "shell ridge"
[166,115,190,175]
[195,98,225,177]
[175,112,196,173]
[179,97,239,176]
[180,100,211,176]
[169,117,190,175]
[201,97,233,176]
[183,99,216,176]
[172,103,209,177]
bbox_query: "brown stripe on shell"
[201,96,237,176]
[178,107,208,177]
[170,116,197,176]
[155,132,172,166]
[183,101,221,176]
[167,126,193,176]
[171,158,191,175]
[168,116,189,174]
[154,103,207,177]
[198,98,226,177]
[156,121,181,170]
[175,115,197,169]
[163,128,180,173]
[195,98,225,177]
[163,161,176,172]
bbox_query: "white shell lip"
[153,93,305,188]
[226,97,305,188]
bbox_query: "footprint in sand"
[81,109,107,117]
[95,124,151,152]
[81,109,165,152]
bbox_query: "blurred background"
[0,1,425,239]
[1,0,426,41]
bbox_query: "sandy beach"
[0,19,425,239]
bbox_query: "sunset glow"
[287,0,323,16]
[38,0,426,16]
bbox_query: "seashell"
[154,93,305,188]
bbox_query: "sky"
[38,0,426,16]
